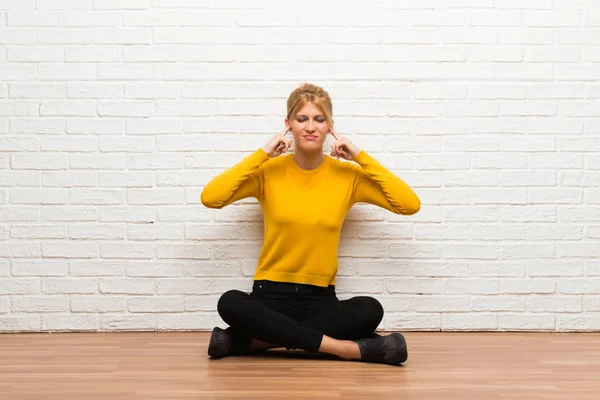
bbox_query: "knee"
[356,296,384,327]
[217,290,245,322]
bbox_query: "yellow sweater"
[201,148,420,287]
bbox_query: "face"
[285,102,332,153]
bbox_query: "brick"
[158,206,211,222]
[37,0,92,10]
[70,261,124,276]
[42,278,98,294]
[40,101,96,116]
[38,64,96,81]
[443,243,499,259]
[99,137,154,152]
[69,155,125,170]
[127,224,184,241]
[415,296,470,312]
[0,316,40,332]
[126,261,183,277]
[123,46,178,62]
[37,29,92,44]
[185,296,220,312]
[127,154,184,170]
[411,119,469,136]
[557,315,600,331]
[525,47,579,63]
[9,83,65,99]
[0,279,40,294]
[98,64,153,80]
[100,278,154,295]
[501,279,555,294]
[386,313,441,331]
[41,136,97,152]
[94,29,151,45]
[98,171,154,187]
[42,241,98,258]
[468,261,526,277]
[11,153,67,170]
[10,118,65,134]
[0,242,40,258]
[125,84,180,99]
[123,10,178,26]
[156,279,213,295]
[67,83,122,98]
[529,261,582,277]
[64,12,120,27]
[43,314,99,331]
[101,315,155,330]
[157,313,214,331]
[67,119,124,134]
[12,296,68,312]
[99,206,155,223]
[183,261,240,278]
[0,207,39,222]
[411,262,468,278]
[472,296,526,312]
[41,206,96,222]
[10,225,66,239]
[98,101,154,117]
[93,0,149,9]
[127,188,183,205]
[69,224,125,240]
[0,101,39,116]
[11,260,67,277]
[70,188,124,205]
[100,243,154,259]
[470,188,527,204]
[442,313,498,331]
[7,11,62,26]
[128,296,184,313]
[71,295,125,312]
[498,314,555,330]
[528,295,581,312]
[42,171,98,187]
[443,206,497,222]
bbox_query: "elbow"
[400,194,421,215]
[406,198,421,215]
[200,188,222,209]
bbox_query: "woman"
[201,83,420,365]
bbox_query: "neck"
[293,148,325,170]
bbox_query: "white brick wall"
[1,0,599,333]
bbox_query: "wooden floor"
[1,332,600,399]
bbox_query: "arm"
[200,148,269,209]
[352,150,421,215]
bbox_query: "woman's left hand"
[329,127,361,161]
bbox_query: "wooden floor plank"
[1,332,599,399]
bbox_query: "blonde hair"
[286,83,333,126]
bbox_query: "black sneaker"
[207,327,232,359]
[354,332,408,365]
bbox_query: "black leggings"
[217,279,384,353]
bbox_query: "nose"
[305,120,316,132]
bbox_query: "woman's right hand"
[262,128,292,158]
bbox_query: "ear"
[284,118,291,132]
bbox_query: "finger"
[331,144,339,159]
[329,127,340,141]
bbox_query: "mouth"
[303,135,318,141]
